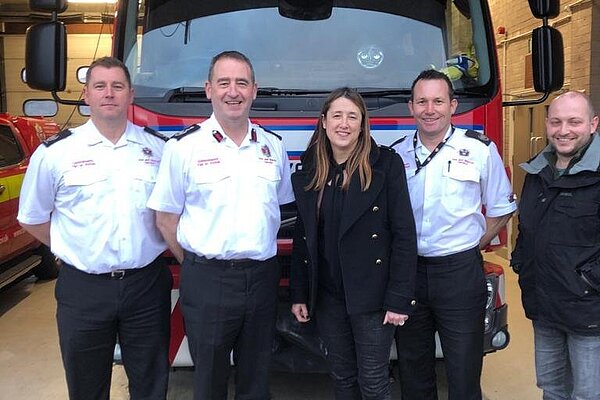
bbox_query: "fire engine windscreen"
[124,0,492,98]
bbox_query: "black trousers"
[180,252,280,400]
[55,258,172,400]
[316,292,396,400]
[394,247,487,400]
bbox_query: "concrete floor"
[0,253,541,399]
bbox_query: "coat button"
[371,233,378,240]
[372,206,380,212]
[375,259,382,265]
[304,259,308,265]
[410,300,417,306]
[302,236,306,240]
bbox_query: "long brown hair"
[305,87,372,192]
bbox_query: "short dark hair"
[411,69,454,101]
[207,51,255,83]
[86,56,131,87]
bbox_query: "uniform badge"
[142,147,153,156]
[459,148,470,156]
[261,145,271,158]
[212,130,224,143]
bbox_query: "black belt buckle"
[110,270,126,280]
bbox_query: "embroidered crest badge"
[142,147,153,156]
[459,148,470,156]
[261,145,271,158]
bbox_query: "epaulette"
[144,126,169,142]
[43,129,72,147]
[172,124,200,141]
[257,123,282,140]
[379,144,397,153]
[465,129,491,146]
[389,136,408,148]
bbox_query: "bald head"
[548,91,596,121]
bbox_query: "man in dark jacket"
[511,91,600,400]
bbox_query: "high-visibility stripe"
[0,173,25,203]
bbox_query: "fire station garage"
[1,0,599,399]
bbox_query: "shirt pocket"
[441,159,480,201]
[193,167,232,206]
[256,163,281,183]
[550,199,599,246]
[132,167,159,209]
[62,167,109,208]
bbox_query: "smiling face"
[322,97,363,163]
[409,78,457,143]
[546,92,599,165]
[83,66,133,124]
[205,57,257,126]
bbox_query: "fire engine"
[0,113,60,289]
[23,0,563,370]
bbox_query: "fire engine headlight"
[485,278,494,309]
[491,330,508,349]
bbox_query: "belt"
[184,250,265,268]
[417,246,480,264]
[63,261,153,279]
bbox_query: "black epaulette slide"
[389,136,408,147]
[43,129,73,147]
[465,129,491,146]
[257,124,282,140]
[144,126,169,142]
[172,124,200,141]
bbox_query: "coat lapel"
[291,171,319,249]
[339,144,385,238]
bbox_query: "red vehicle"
[24,0,563,370]
[0,113,61,289]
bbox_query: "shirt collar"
[414,125,455,154]
[207,114,255,147]
[84,120,137,147]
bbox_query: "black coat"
[290,141,418,315]
[512,136,600,335]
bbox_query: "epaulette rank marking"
[257,124,282,140]
[43,129,72,147]
[144,126,169,142]
[465,129,491,146]
[172,124,200,141]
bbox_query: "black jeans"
[56,258,172,400]
[316,292,395,400]
[394,247,486,400]
[180,252,280,400]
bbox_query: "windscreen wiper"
[355,88,412,97]
[164,87,208,102]
[257,87,330,96]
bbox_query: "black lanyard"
[413,127,455,174]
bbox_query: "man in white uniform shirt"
[391,69,516,400]
[148,51,294,400]
[18,57,171,400]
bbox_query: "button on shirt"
[393,126,516,257]
[147,115,295,261]
[17,120,167,273]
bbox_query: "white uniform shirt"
[147,114,295,261]
[18,120,167,273]
[393,126,516,257]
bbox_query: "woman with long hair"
[290,87,418,399]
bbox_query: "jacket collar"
[520,132,600,175]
